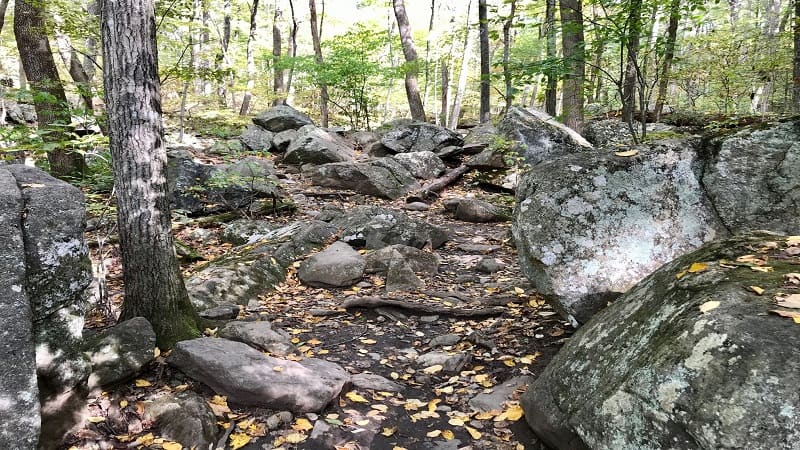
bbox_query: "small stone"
[198,303,240,320]
[429,334,461,347]
[404,201,430,211]
[419,315,439,323]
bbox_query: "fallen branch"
[406,164,472,203]
[342,296,506,317]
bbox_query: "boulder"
[199,303,240,320]
[5,100,37,124]
[381,122,463,154]
[186,220,338,310]
[221,219,277,245]
[583,119,680,147]
[83,317,156,389]
[219,321,294,356]
[324,205,449,250]
[512,140,725,325]
[252,105,313,132]
[462,122,500,154]
[498,107,592,165]
[443,198,512,223]
[476,257,505,274]
[298,241,366,287]
[240,125,274,152]
[146,391,219,449]
[348,130,380,149]
[272,129,297,153]
[385,259,425,292]
[350,373,405,393]
[392,151,446,179]
[207,139,244,156]
[283,125,355,165]
[168,338,349,412]
[416,351,471,373]
[465,148,508,170]
[470,376,533,412]
[364,244,440,275]
[305,157,419,200]
[522,232,800,450]
[702,120,800,234]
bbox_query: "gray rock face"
[444,198,512,223]
[240,125,274,152]
[5,100,38,124]
[349,131,380,149]
[186,220,338,310]
[252,105,313,132]
[219,321,294,356]
[326,205,449,250]
[146,391,218,449]
[470,376,533,412]
[702,120,800,234]
[513,140,725,324]
[584,119,680,147]
[386,259,425,292]
[522,232,800,450]
[498,107,592,165]
[0,168,40,450]
[168,338,349,412]
[167,151,281,215]
[392,151,446,179]
[416,351,471,373]
[350,373,405,392]
[83,317,156,389]
[272,129,297,152]
[364,244,440,275]
[381,122,463,154]
[462,122,500,154]
[298,241,366,287]
[221,219,277,245]
[283,125,355,165]
[305,157,419,200]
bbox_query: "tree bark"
[285,0,298,101]
[502,0,517,112]
[309,0,329,126]
[15,0,84,179]
[654,0,680,121]
[272,4,286,106]
[0,0,10,34]
[101,0,199,349]
[440,63,449,126]
[450,0,473,129]
[621,0,642,124]
[239,0,259,116]
[423,0,435,110]
[544,0,557,116]
[394,0,426,122]
[478,0,490,123]
[559,0,585,133]
[216,0,232,107]
[794,0,800,112]
[54,30,94,112]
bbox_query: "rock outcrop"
[305,158,419,200]
[252,105,313,132]
[283,125,355,165]
[380,122,463,154]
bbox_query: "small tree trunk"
[309,0,329,126]
[440,63,449,126]
[394,0,426,121]
[216,0,232,107]
[544,0,557,116]
[15,0,84,178]
[0,0,10,34]
[502,0,517,112]
[272,5,286,106]
[101,0,199,349]
[423,0,435,110]
[621,0,641,124]
[794,0,800,112]
[285,0,298,100]
[450,1,473,129]
[239,0,259,116]
[654,0,680,121]
[478,0,490,123]
[54,30,95,112]
[559,0,585,133]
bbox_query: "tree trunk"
[621,0,641,124]
[544,0,558,116]
[0,0,10,34]
[654,0,680,121]
[216,0,232,107]
[239,0,259,116]
[440,63,449,126]
[309,0,329,126]
[423,0,435,110]
[285,0,298,101]
[15,0,84,179]
[478,0,490,123]
[272,4,286,106]
[54,30,94,111]
[502,0,517,112]
[794,0,800,112]
[559,0,585,133]
[101,0,199,349]
[394,0,426,122]
[450,0,473,129]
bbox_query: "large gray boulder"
[381,122,463,154]
[702,120,800,234]
[498,107,592,165]
[298,241,366,287]
[522,232,800,450]
[305,157,419,200]
[364,244,440,275]
[252,105,313,132]
[186,220,338,310]
[146,391,219,449]
[513,140,725,324]
[443,198,511,223]
[239,125,274,152]
[462,121,500,154]
[83,317,156,389]
[168,338,349,413]
[392,151,446,179]
[323,205,449,250]
[283,125,355,165]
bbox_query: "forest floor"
[67,140,572,450]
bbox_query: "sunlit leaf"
[426,430,442,438]
[134,379,151,387]
[776,294,800,309]
[284,432,307,444]
[699,300,720,313]
[442,430,455,440]
[688,262,708,273]
[748,286,765,295]
[162,442,182,450]
[345,391,369,403]
[293,418,314,431]
[614,149,639,157]
[423,364,443,374]
[381,426,397,437]
[505,404,524,421]
[466,426,482,439]
[87,416,105,423]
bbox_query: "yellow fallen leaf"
[426,430,442,438]
[393,447,408,450]
[474,411,496,420]
[614,149,639,157]
[786,273,800,285]
[229,433,251,450]
[273,366,284,372]
[676,270,687,280]
[514,287,525,295]
[293,418,313,431]
[355,419,371,426]
[153,347,161,358]
[776,294,800,309]
[503,359,516,367]
[751,266,774,273]
[360,339,377,345]
[442,429,455,440]
[787,236,800,246]
[371,404,389,413]
[307,338,322,345]
[505,404,525,421]
[134,379,151,387]
[423,364,443,374]
[136,433,154,446]
[699,300,720,313]
[381,426,397,437]
[87,416,105,423]
[345,391,369,403]
[770,309,800,320]
[428,398,441,412]
[284,432,307,444]
[448,418,465,426]
[688,262,708,273]
[436,386,454,395]
[390,372,399,380]
[465,426,482,439]
[119,400,128,408]
[161,442,182,450]
[749,286,765,295]
[210,395,228,406]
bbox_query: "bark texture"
[544,0,557,116]
[559,0,585,133]
[478,0,490,123]
[502,0,517,112]
[394,0,426,122]
[309,0,329,126]
[794,0,800,111]
[654,0,681,121]
[621,0,642,124]
[239,0,259,116]
[272,5,286,106]
[101,0,199,349]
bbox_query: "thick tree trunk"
[478,0,490,123]
[394,0,426,122]
[272,5,286,106]
[502,0,517,112]
[654,0,680,121]
[239,0,259,116]
[544,0,558,116]
[794,0,800,112]
[309,0,329,126]
[559,0,585,133]
[101,0,199,349]
[450,1,473,129]
[15,0,84,179]
[621,0,642,124]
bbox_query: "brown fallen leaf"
[776,294,800,309]
[786,273,800,285]
[770,309,800,323]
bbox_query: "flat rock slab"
[168,338,349,413]
[219,320,294,356]
[83,317,156,389]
